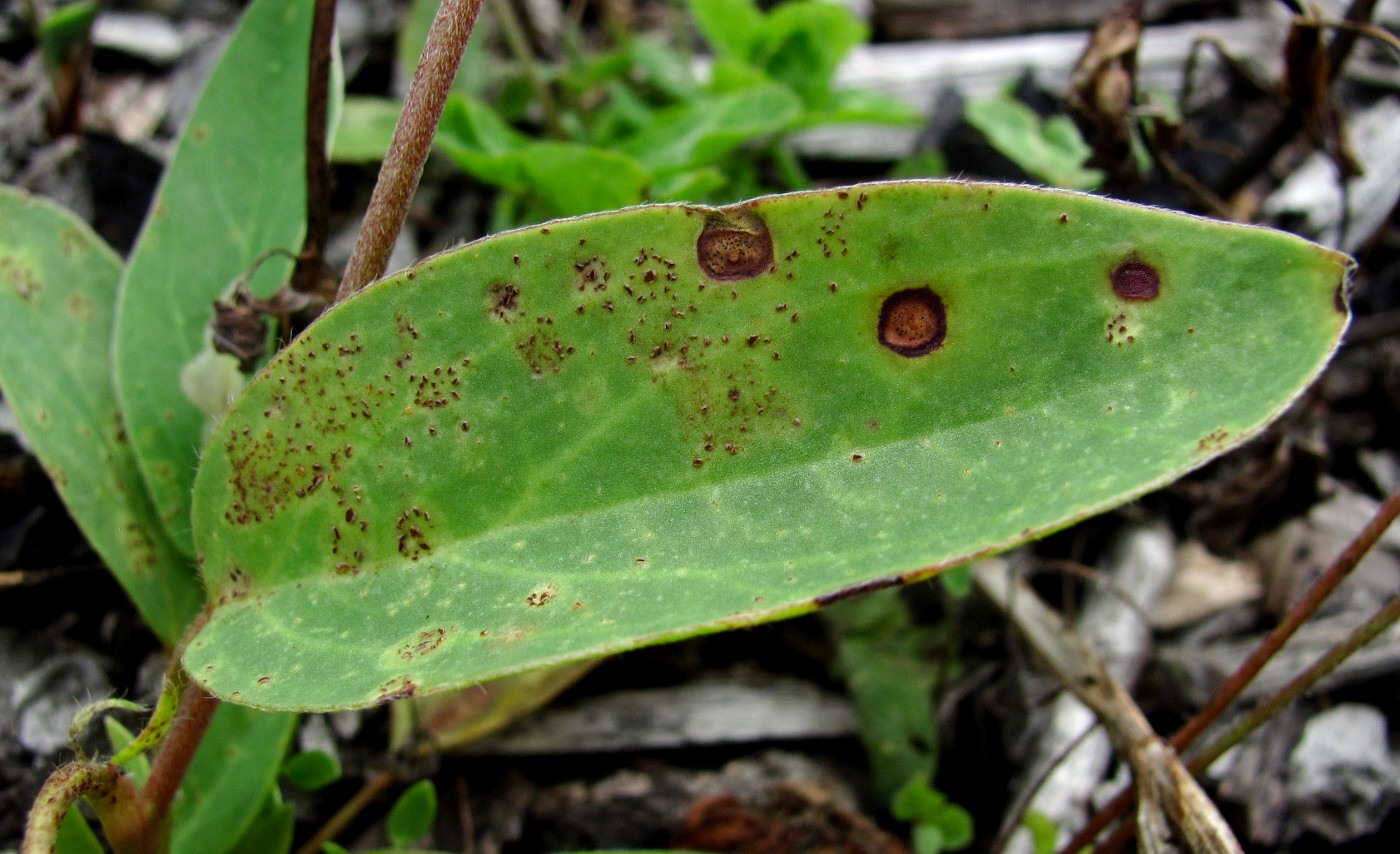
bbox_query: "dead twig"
[974,559,1244,854]
[1063,483,1400,852]
[288,0,338,312]
[1214,0,1378,199]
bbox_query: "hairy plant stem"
[337,0,483,302]
[290,0,337,298]
[1062,483,1400,854]
[140,681,219,835]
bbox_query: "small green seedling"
[337,0,918,226]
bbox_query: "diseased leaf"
[113,0,312,555]
[0,187,202,643]
[186,180,1349,711]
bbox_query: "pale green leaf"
[113,0,313,555]
[0,186,202,643]
[186,181,1348,711]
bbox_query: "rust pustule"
[1111,259,1160,301]
[696,207,774,281]
[878,287,947,357]
[487,283,521,320]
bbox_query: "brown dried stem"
[290,0,338,298]
[293,769,401,854]
[1063,483,1400,853]
[1213,0,1377,199]
[975,560,1244,854]
[336,0,483,302]
[1189,591,1400,774]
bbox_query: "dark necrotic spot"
[1111,260,1160,301]
[487,283,521,320]
[879,287,947,357]
[696,207,773,281]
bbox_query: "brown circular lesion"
[879,287,947,357]
[1111,259,1160,301]
[696,206,774,281]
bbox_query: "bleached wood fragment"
[792,18,1288,160]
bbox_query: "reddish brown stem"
[1175,484,1400,747]
[336,0,483,302]
[1190,591,1400,774]
[1062,483,1400,854]
[293,769,400,854]
[141,681,220,833]
[290,0,338,296]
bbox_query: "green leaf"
[807,88,922,128]
[113,0,313,556]
[104,719,152,786]
[435,95,533,194]
[282,749,342,791]
[689,0,765,61]
[888,151,948,180]
[387,779,437,848]
[635,85,800,169]
[0,186,202,643]
[186,180,1349,711]
[938,564,971,597]
[964,93,1104,189]
[38,0,97,74]
[827,593,939,800]
[935,804,974,849]
[223,794,295,854]
[515,142,651,218]
[332,96,402,163]
[54,804,104,854]
[706,57,773,94]
[170,706,298,854]
[650,167,728,203]
[628,35,700,101]
[108,673,182,767]
[1022,810,1061,854]
[912,824,948,854]
[896,779,974,853]
[752,1,867,108]
[621,84,802,173]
